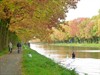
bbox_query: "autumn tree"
[0,0,79,50]
[50,16,100,43]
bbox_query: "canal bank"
[51,43,100,48]
[22,45,77,75]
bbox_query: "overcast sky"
[65,0,100,21]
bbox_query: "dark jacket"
[17,43,21,47]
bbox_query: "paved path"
[0,50,22,75]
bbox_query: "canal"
[30,43,100,75]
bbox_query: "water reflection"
[39,44,100,59]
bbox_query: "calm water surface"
[39,44,100,59]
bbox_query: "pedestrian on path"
[17,42,22,53]
[8,42,13,53]
[27,42,30,48]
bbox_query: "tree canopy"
[0,0,80,50]
[0,0,79,42]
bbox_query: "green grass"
[51,43,100,48]
[0,48,8,57]
[0,45,17,57]
[22,46,78,75]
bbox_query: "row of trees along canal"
[0,0,79,51]
[50,10,100,43]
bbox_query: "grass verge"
[0,45,17,57]
[51,43,100,48]
[0,49,8,57]
[22,46,78,75]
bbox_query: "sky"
[65,0,100,21]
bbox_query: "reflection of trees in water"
[42,44,100,59]
[76,52,100,59]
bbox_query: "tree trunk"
[0,19,10,51]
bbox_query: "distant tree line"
[50,11,100,43]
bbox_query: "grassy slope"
[0,46,17,57]
[22,46,78,75]
[51,43,100,48]
[0,49,8,57]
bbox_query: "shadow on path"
[0,50,22,75]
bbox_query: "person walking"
[17,42,22,53]
[8,42,13,53]
[27,42,30,48]
[72,52,75,59]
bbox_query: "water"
[30,43,100,75]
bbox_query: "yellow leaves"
[97,19,100,37]
[0,0,80,42]
[60,24,70,33]
[0,11,5,19]
[9,23,21,32]
[10,17,34,33]
[51,27,66,41]
[98,19,100,29]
